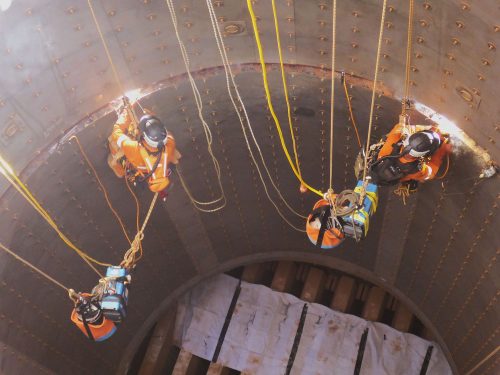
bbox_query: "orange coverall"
[108,109,179,192]
[377,123,450,182]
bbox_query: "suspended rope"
[342,73,362,148]
[0,240,70,292]
[464,346,500,375]
[87,0,125,95]
[402,0,415,115]
[270,0,301,177]
[124,169,143,258]
[329,0,337,190]
[0,154,109,277]
[164,0,226,212]
[246,0,323,198]
[206,0,308,231]
[120,193,158,269]
[70,136,132,245]
[361,0,388,184]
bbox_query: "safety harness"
[370,141,420,185]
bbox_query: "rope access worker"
[108,105,181,195]
[369,121,451,190]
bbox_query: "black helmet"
[402,130,441,157]
[138,115,168,149]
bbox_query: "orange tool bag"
[306,199,345,249]
[71,294,117,342]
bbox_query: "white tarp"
[174,275,452,375]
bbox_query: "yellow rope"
[0,155,109,276]
[87,0,125,95]
[329,0,337,189]
[70,136,132,245]
[247,0,322,198]
[362,0,388,183]
[402,0,415,115]
[125,171,143,261]
[270,0,301,177]
[121,193,158,269]
[0,240,70,292]
[342,74,362,148]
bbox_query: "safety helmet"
[402,130,441,158]
[138,115,168,149]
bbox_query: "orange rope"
[342,74,362,148]
[70,136,132,245]
[436,153,450,180]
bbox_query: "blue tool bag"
[341,180,378,241]
[101,266,130,323]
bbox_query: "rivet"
[443,69,452,76]
[423,2,432,10]
[414,52,423,59]
[318,20,326,27]
[184,21,193,28]
[351,42,358,48]
[74,24,82,31]
[410,80,417,86]
[90,56,97,63]
[15,63,24,70]
[487,42,496,51]
[446,53,456,61]
[25,8,33,16]
[417,36,425,44]
[464,115,471,121]
[214,0,223,7]
[411,66,419,72]
[318,35,328,42]
[287,45,295,52]
[107,9,116,17]
[286,17,294,23]
[66,7,76,15]
[352,26,359,33]
[384,38,391,45]
[33,91,41,98]
[461,3,470,11]
[350,57,357,63]
[419,19,429,28]
[380,66,387,72]
[180,6,188,13]
[385,21,393,29]
[146,13,156,21]
[495,26,500,33]
[455,20,465,29]
[352,11,360,17]
[218,16,226,23]
[388,6,395,13]
[319,50,328,56]
[318,3,327,11]
[162,59,170,65]
[481,58,491,66]
[477,74,485,81]
[152,30,161,37]
[451,37,461,46]
[115,26,123,33]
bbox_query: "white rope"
[206,0,307,232]
[164,0,226,212]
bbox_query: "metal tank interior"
[0,0,498,374]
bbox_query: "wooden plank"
[392,303,413,332]
[300,267,325,302]
[270,261,297,292]
[362,286,386,321]
[330,275,356,312]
